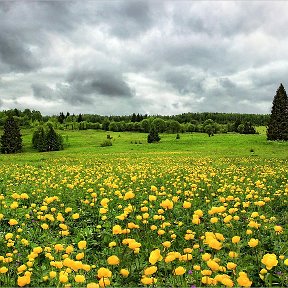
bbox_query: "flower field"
[0,154,287,287]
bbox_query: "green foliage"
[100,139,113,147]
[147,126,160,143]
[267,83,288,141]
[32,124,63,152]
[0,116,22,154]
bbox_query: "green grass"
[2,128,285,164]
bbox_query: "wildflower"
[0,267,8,273]
[173,266,186,275]
[59,274,68,283]
[232,236,241,244]
[17,274,31,287]
[107,255,120,265]
[227,262,237,270]
[144,266,157,275]
[98,277,110,287]
[183,201,191,208]
[261,253,278,270]
[112,225,122,234]
[75,274,85,283]
[274,225,283,234]
[141,276,156,285]
[72,213,80,219]
[237,271,252,287]
[87,283,99,288]
[149,249,162,264]
[162,241,171,248]
[97,267,112,278]
[9,219,18,226]
[78,240,87,250]
[120,268,129,277]
[248,238,259,247]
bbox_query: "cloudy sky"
[0,1,288,116]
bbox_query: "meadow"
[0,129,287,287]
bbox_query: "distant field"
[1,127,286,163]
[0,128,287,287]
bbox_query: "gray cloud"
[1,1,288,115]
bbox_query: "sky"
[0,1,288,116]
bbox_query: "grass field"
[0,129,287,287]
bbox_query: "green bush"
[100,139,112,147]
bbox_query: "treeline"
[0,109,266,134]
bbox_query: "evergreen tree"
[267,84,288,140]
[147,126,160,143]
[32,126,46,152]
[1,116,22,153]
[32,124,63,152]
[77,113,83,123]
[46,124,63,151]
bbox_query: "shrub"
[100,140,112,147]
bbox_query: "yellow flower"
[144,266,157,275]
[160,199,173,210]
[107,255,120,265]
[49,271,57,278]
[97,267,112,279]
[54,244,64,252]
[183,201,191,209]
[87,282,99,288]
[173,266,186,275]
[78,240,87,250]
[76,252,84,260]
[227,262,237,270]
[237,272,252,287]
[120,268,129,277]
[248,238,259,247]
[162,241,171,248]
[232,236,241,244]
[149,249,162,264]
[41,223,49,230]
[112,225,122,235]
[9,219,18,226]
[0,267,8,273]
[202,253,211,261]
[141,276,155,285]
[109,241,117,248]
[72,213,80,219]
[17,275,31,287]
[59,274,68,283]
[261,254,278,270]
[274,225,283,234]
[207,260,220,271]
[75,274,86,283]
[98,277,110,287]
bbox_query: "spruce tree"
[1,116,22,153]
[147,126,160,143]
[267,84,288,140]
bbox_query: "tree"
[1,116,22,153]
[147,126,160,143]
[32,124,63,152]
[267,84,288,140]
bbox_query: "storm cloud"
[1,1,288,115]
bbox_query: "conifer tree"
[147,126,160,143]
[267,84,288,140]
[1,116,22,153]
